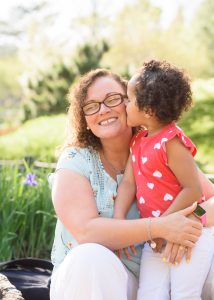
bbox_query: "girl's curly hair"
[134,60,192,123]
[66,68,127,150]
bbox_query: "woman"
[50,69,214,300]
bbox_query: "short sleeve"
[160,125,197,164]
[56,147,90,179]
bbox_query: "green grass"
[0,164,56,260]
[0,114,66,162]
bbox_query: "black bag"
[0,258,53,300]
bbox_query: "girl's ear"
[145,108,154,118]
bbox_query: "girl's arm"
[161,136,203,216]
[189,169,214,227]
[52,168,202,250]
[113,154,136,219]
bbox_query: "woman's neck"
[100,134,131,176]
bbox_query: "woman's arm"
[52,169,202,250]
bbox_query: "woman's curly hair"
[66,68,127,150]
[134,60,192,123]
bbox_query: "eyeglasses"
[82,93,128,116]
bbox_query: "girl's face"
[84,76,131,142]
[126,75,150,127]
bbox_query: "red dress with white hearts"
[130,123,203,218]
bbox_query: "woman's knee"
[50,243,129,300]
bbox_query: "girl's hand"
[162,242,192,264]
[151,238,165,253]
[115,245,137,260]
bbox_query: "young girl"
[114,60,214,299]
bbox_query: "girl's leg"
[137,243,170,300]
[171,228,214,300]
[50,243,138,300]
[202,252,214,300]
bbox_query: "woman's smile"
[98,117,118,126]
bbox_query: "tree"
[21,40,109,120]
[102,0,162,76]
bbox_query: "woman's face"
[85,76,131,141]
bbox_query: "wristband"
[193,204,206,225]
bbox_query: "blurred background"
[0,0,213,260]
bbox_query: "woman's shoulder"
[59,146,96,161]
[56,146,97,177]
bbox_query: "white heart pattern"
[152,210,161,217]
[139,196,145,204]
[132,155,136,162]
[147,183,154,189]
[154,143,161,150]
[153,170,162,178]
[138,171,141,175]
[142,157,148,164]
[164,193,173,201]
[161,137,168,144]
[182,136,186,143]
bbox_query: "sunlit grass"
[0,114,66,161]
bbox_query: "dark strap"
[0,258,53,271]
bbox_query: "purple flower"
[23,173,38,187]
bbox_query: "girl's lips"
[99,117,117,126]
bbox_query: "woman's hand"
[158,203,202,247]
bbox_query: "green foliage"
[73,41,109,75]
[192,0,214,77]
[1,79,214,173]
[22,40,109,120]
[102,0,162,75]
[22,63,76,120]
[102,0,212,79]
[0,55,22,98]
[0,164,56,260]
[0,114,66,161]
[179,79,214,173]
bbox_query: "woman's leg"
[171,228,214,300]
[50,243,138,300]
[137,243,170,300]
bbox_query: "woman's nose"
[99,103,111,114]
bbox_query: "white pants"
[50,243,138,300]
[137,228,214,300]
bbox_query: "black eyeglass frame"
[82,92,128,116]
